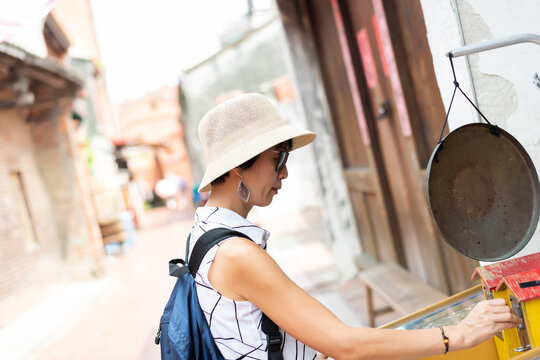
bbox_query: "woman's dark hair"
[210,139,292,187]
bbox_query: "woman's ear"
[232,168,242,178]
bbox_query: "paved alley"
[24,208,195,360]
[1,206,399,360]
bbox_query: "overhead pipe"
[446,33,540,58]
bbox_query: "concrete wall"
[180,19,292,180]
[420,0,540,257]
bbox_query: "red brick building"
[117,86,193,199]
[0,0,119,326]
[0,42,104,326]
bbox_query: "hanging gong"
[426,123,540,261]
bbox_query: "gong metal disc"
[426,123,540,261]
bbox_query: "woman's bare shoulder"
[208,236,279,300]
[214,236,265,261]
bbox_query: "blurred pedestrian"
[154,174,179,210]
[192,182,208,207]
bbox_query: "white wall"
[5,20,48,58]
[421,0,540,257]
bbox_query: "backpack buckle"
[155,323,161,345]
[267,333,283,352]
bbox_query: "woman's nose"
[278,164,288,179]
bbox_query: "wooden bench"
[358,263,448,327]
[100,220,126,245]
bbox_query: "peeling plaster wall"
[420,0,540,257]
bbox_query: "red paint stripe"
[372,14,390,77]
[330,0,370,146]
[372,0,412,137]
[356,28,379,89]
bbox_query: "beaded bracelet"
[439,326,450,354]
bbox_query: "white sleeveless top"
[189,207,317,360]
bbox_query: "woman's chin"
[259,197,274,207]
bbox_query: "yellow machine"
[473,253,540,359]
[495,269,540,358]
[382,253,540,360]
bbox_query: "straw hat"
[198,93,316,193]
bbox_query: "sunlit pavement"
[4,206,398,360]
[25,207,194,360]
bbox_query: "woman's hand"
[446,298,521,350]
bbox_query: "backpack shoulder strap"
[185,227,284,358]
[188,228,250,277]
[167,229,247,278]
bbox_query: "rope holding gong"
[437,54,496,145]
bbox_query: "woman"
[189,93,520,360]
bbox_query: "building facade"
[0,0,122,326]
[0,41,102,326]
[276,0,540,294]
[117,86,192,195]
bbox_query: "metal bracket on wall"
[446,33,540,58]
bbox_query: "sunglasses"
[271,150,289,173]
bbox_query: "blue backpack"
[155,228,284,360]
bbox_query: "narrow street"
[3,206,397,360]
[27,207,196,360]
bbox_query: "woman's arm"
[209,237,520,360]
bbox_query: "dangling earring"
[237,179,250,203]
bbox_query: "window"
[10,171,39,252]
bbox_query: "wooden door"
[307,0,478,293]
[380,0,479,292]
[306,0,405,268]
